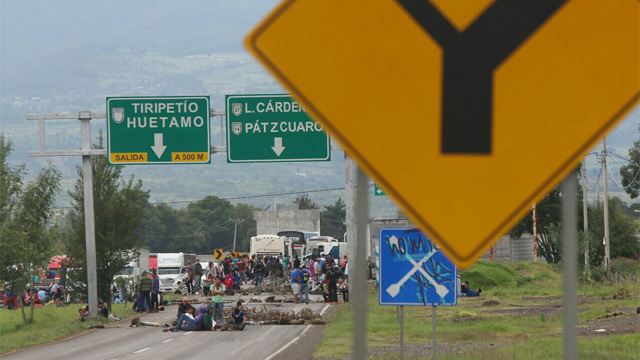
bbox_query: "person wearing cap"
[150,270,160,312]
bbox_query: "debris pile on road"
[223,306,326,325]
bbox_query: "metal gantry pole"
[562,172,578,360]
[80,112,99,318]
[353,166,368,360]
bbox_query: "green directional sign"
[226,94,330,163]
[374,183,386,196]
[107,96,210,165]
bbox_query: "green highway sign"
[107,96,211,165]
[374,183,386,196]
[226,94,330,163]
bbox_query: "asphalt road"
[2,293,333,360]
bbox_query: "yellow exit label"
[172,152,209,162]
[110,153,147,163]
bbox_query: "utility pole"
[532,204,537,262]
[230,218,244,252]
[581,158,589,270]
[602,138,611,270]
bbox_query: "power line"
[605,157,640,189]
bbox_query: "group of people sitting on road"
[165,292,246,333]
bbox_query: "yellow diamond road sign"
[246,0,639,268]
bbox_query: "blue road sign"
[379,228,457,306]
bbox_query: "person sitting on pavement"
[165,306,197,332]
[230,307,246,330]
[202,305,216,331]
[177,297,194,319]
[194,305,206,330]
[175,281,189,296]
[461,282,482,297]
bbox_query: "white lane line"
[320,304,330,316]
[133,348,151,354]
[162,338,174,343]
[183,331,193,336]
[264,325,312,360]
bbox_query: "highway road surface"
[2,294,333,360]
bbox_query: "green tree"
[294,194,319,210]
[620,137,640,198]
[510,186,562,263]
[62,134,146,309]
[0,136,61,323]
[586,197,639,266]
[321,198,346,241]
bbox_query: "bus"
[250,235,294,258]
[277,230,319,258]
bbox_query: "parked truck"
[156,252,196,292]
[114,248,150,294]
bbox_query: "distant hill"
[1,1,638,218]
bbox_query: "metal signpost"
[107,96,211,164]
[379,228,457,360]
[225,94,330,163]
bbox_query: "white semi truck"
[114,248,150,294]
[156,252,196,292]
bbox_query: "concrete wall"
[254,204,320,235]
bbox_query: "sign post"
[226,94,330,163]
[107,96,211,165]
[379,228,456,360]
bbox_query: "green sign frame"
[226,94,330,163]
[107,96,211,165]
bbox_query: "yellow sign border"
[246,0,640,267]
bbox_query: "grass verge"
[314,261,640,359]
[0,303,134,354]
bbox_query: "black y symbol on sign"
[396,0,567,154]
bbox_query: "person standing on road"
[151,270,160,312]
[210,276,226,325]
[253,257,265,286]
[138,270,152,312]
[298,265,310,304]
[194,259,203,295]
[185,260,194,295]
[290,265,300,303]
[327,265,341,304]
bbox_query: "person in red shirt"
[223,274,234,293]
